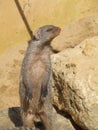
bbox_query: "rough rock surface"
[0,36,98,130]
[52,36,98,130]
[0,44,82,130]
[51,12,98,52]
[0,107,78,130]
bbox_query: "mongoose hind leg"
[38,100,53,130]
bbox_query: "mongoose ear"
[34,30,40,40]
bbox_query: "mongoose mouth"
[57,27,61,33]
[54,27,61,37]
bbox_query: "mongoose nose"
[57,27,61,33]
[53,27,61,37]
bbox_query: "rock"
[1,36,98,130]
[0,43,82,130]
[52,36,98,130]
[53,113,75,130]
[0,107,77,130]
[51,12,98,52]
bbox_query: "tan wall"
[0,0,98,55]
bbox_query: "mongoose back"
[19,25,61,130]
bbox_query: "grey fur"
[19,25,61,130]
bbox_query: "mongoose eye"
[46,28,53,32]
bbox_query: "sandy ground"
[0,43,27,110]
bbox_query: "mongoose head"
[34,25,61,43]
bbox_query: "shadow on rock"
[54,106,83,130]
[8,107,44,130]
[8,107,23,127]
[64,113,83,130]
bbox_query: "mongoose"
[19,25,61,130]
